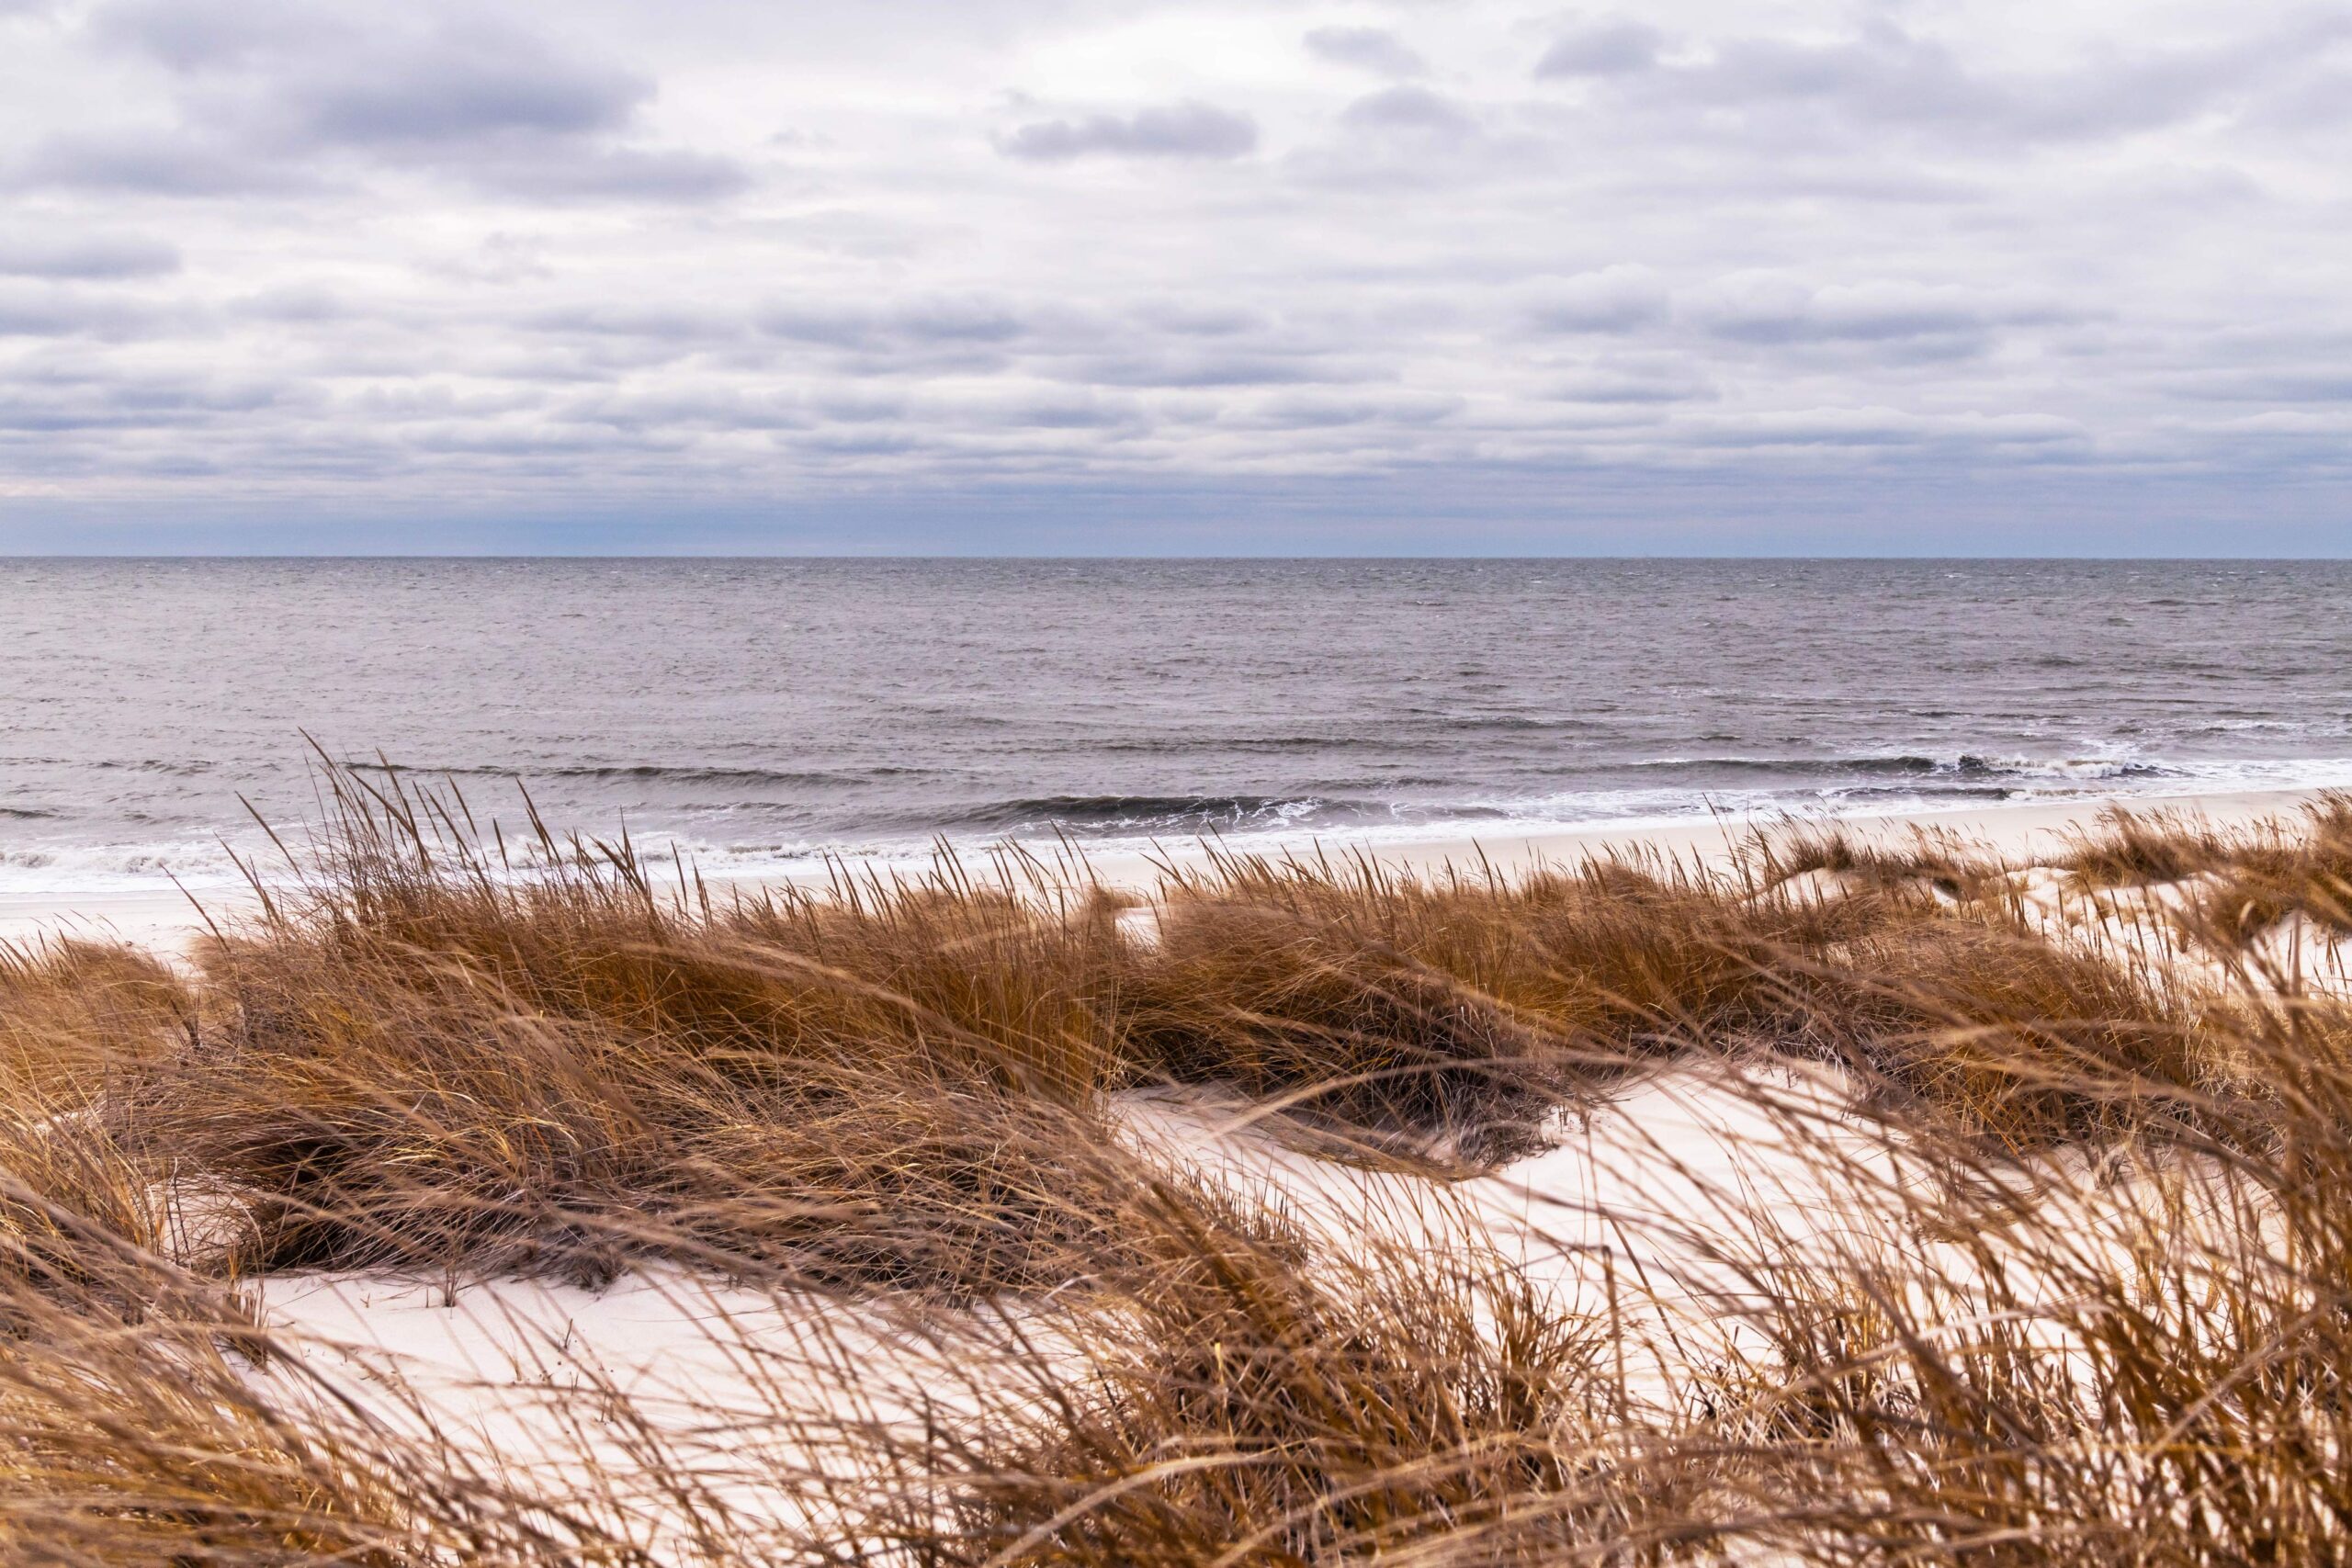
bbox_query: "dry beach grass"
[3,767,2351,1563]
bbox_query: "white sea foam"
[614,753,2352,891]
[8,755,2352,899]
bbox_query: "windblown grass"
[2060,806,2242,886]
[876,1187,1658,1565]
[82,762,1162,1293]
[1756,820,1995,899]
[2063,793,2352,946]
[1689,999,2352,1564]
[2,768,2349,1562]
[0,938,188,1101]
[2194,794,2352,943]
[1122,840,2204,1156]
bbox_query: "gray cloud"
[2162,369,2352,404]
[1521,268,1669,334]
[887,298,1032,344]
[998,100,1258,161]
[1611,15,2352,147]
[460,143,749,203]
[1690,408,2087,453]
[552,388,806,433]
[91,0,339,70]
[530,304,736,343]
[958,391,1140,431]
[1535,20,1665,78]
[1238,390,1461,428]
[1305,26,1427,79]
[0,234,181,279]
[44,3,746,204]
[0,286,166,339]
[1545,363,1716,404]
[288,46,644,149]
[1076,353,1359,389]
[1340,85,1475,137]
[16,132,323,195]
[1690,278,2071,355]
[757,297,1034,356]
[1135,300,1268,337]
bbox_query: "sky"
[1,0,2348,554]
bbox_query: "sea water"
[4,558,2349,894]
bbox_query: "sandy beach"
[6,784,2328,957]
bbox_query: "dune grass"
[2,767,2349,1562]
[2061,794,2352,946]
[0,939,189,1105]
[864,1186,1670,1566]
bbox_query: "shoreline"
[1065,784,2331,891]
[1,784,2330,956]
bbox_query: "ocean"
[4,558,2349,894]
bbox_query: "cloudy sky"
[2,0,2348,552]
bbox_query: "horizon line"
[4,551,2350,564]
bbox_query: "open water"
[4,558,2349,892]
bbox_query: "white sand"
[250,1063,1885,1541]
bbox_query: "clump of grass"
[0,938,189,1103]
[95,764,1158,1294]
[1795,915,2209,1147]
[2188,794,2352,947]
[1691,998,2352,1564]
[1115,846,1922,1160]
[0,1100,588,1564]
[1115,840,2213,1156]
[0,1102,175,1314]
[1114,854,1579,1160]
[866,1184,1675,1566]
[1758,822,1995,900]
[2059,807,2238,887]
[153,937,1155,1293]
[249,762,1127,1104]
[147,1009,1149,1294]
[0,1285,458,1564]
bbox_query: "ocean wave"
[345,761,918,789]
[943,794,1367,833]
[0,839,250,897]
[1624,752,2179,783]
[1951,754,2177,781]
[9,755,2352,897]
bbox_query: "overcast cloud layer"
[2,0,2348,552]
